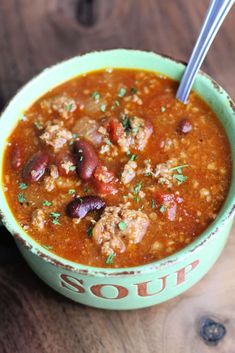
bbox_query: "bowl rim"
[0,48,234,277]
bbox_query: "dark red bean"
[11,144,23,170]
[22,151,49,182]
[66,195,105,219]
[73,139,98,180]
[177,118,192,134]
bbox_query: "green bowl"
[0,50,234,310]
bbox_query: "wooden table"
[0,1,234,352]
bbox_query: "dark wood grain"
[0,1,234,352]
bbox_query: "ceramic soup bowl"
[0,50,234,310]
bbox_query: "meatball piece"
[121,160,137,184]
[92,204,149,256]
[40,94,77,119]
[117,116,153,152]
[32,209,46,230]
[40,121,72,151]
[72,116,103,146]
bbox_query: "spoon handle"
[176,0,234,104]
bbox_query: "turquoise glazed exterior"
[0,50,234,310]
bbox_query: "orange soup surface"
[3,69,231,267]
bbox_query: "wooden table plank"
[0,1,234,352]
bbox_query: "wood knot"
[76,0,96,26]
[199,317,226,346]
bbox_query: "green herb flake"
[161,106,166,113]
[151,199,156,209]
[34,120,43,130]
[19,182,28,190]
[127,151,137,161]
[159,177,166,184]
[105,139,112,145]
[130,87,138,95]
[122,115,131,132]
[18,193,27,203]
[100,104,106,113]
[114,100,120,106]
[42,244,53,250]
[105,252,115,265]
[118,221,126,231]
[43,200,52,207]
[83,187,89,193]
[69,165,76,171]
[50,212,61,225]
[170,164,189,174]
[91,91,100,101]
[134,195,140,203]
[159,204,166,213]
[173,174,188,185]
[72,133,79,139]
[134,182,142,194]
[118,87,126,98]
[145,172,152,177]
[68,189,76,195]
[66,103,73,112]
[87,227,93,238]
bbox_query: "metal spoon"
[176,0,234,104]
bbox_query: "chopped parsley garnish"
[87,226,93,238]
[111,100,120,110]
[66,103,73,112]
[114,100,120,106]
[50,212,61,225]
[173,174,188,185]
[43,200,52,207]
[127,151,137,161]
[118,87,126,98]
[68,189,76,195]
[42,244,53,250]
[91,91,100,101]
[159,204,166,213]
[132,127,139,133]
[105,252,115,265]
[19,182,28,190]
[105,138,112,145]
[170,164,189,174]
[83,187,89,193]
[34,120,43,130]
[161,106,166,113]
[18,193,27,204]
[130,87,138,94]
[72,133,79,139]
[159,177,166,184]
[118,221,126,231]
[100,104,106,112]
[122,115,131,132]
[69,165,76,171]
[134,182,142,194]
[151,199,156,209]
[134,195,140,203]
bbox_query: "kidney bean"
[22,151,49,182]
[73,139,98,180]
[11,144,23,170]
[66,195,105,219]
[177,118,192,134]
